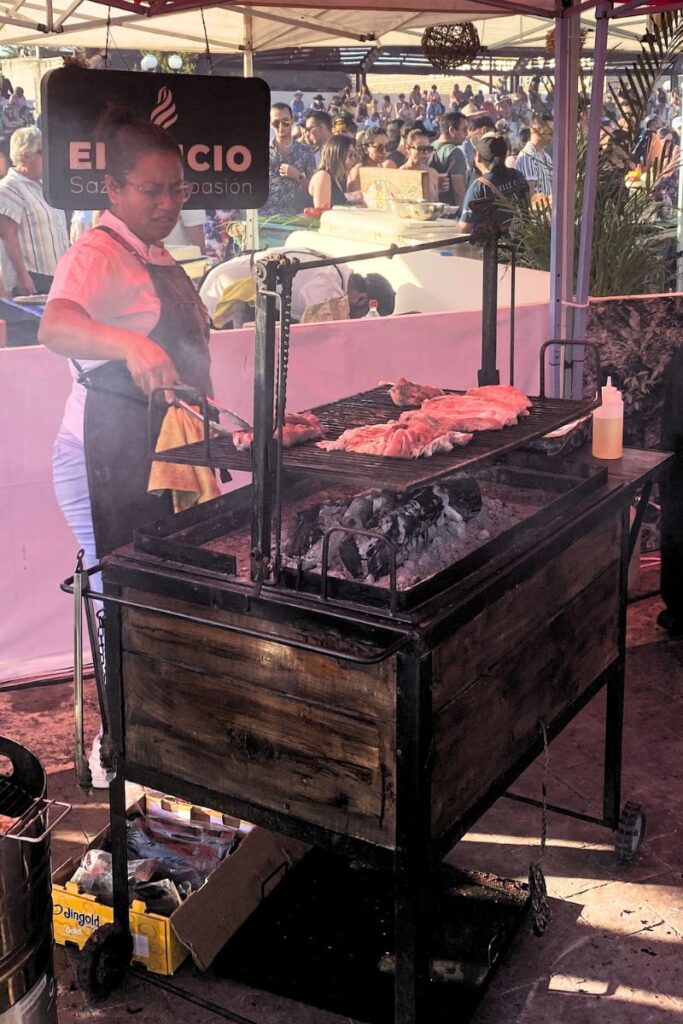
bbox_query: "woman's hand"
[124,336,179,396]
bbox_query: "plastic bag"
[70,849,157,904]
[126,815,240,892]
[133,879,184,916]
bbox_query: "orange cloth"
[148,405,220,513]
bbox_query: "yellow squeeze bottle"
[592,376,624,460]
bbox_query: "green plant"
[508,9,683,297]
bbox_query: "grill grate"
[153,386,599,491]
[0,777,70,844]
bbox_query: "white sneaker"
[88,734,116,789]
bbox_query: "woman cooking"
[39,107,212,570]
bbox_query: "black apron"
[76,226,212,559]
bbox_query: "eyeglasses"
[271,119,292,128]
[410,145,434,153]
[122,180,193,203]
[368,143,387,152]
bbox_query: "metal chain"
[272,258,296,578]
[529,718,551,937]
[274,257,295,425]
[96,609,107,688]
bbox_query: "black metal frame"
[62,449,668,1024]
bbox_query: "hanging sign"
[41,67,270,210]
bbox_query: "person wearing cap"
[515,116,554,198]
[459,132,529,233]
[332,111,357,139]
[311,94,326,111]
[461,114,496,185]
[291,91,305,121]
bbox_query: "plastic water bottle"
[364,299,380,319]
[592,376,624,460]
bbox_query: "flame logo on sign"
[150,87,178,129]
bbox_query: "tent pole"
[243,13,259,251]
[572,2,611,397]
[678,66,683,294]
[548,5,580,396]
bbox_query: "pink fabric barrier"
[1,302,547,683]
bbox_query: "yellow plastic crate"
[52,881,188,975]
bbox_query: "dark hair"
[468,115,495,133]
[530,115,552,133]
[348,270,395,315]
[306,110,332,131]
[476,132,509,181]
[318,134,355,190]
[386,118,404,144]
[514,127,531,155]
[96,104,180,184]
[359,126,389,164]
[407,128,430,146]
[271,101,293,118]
[439,111,465,134]
[365,272,395,316]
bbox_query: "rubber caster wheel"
[615,801,646,864]
[77,923,133,999]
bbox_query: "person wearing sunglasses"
[397,128,440,201]
[261,102,316,217]
[0,127,68,296]
[346,126,397,195]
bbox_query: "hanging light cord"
[201,7,213,73]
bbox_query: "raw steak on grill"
[383,377,445,407]
[316,414,471,458]
[233,411,323,452]
[418,394,519,431]
[466,384,532,417]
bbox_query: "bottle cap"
[601,376,623,405]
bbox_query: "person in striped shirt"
[514,117,554,199]
[0,127,68,295]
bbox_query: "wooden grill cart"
[64,246,669,1024]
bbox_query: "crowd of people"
[0,72,679,301]
[256,77,681,233]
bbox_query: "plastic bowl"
[390,199,445,221]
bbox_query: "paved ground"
[2,561,682,1023]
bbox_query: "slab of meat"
[384,377,445,407]
[317,414,471,459]
[418,395,519,431]
[466,384,532,417]
[0,813,18,835]
[233,411,323,452]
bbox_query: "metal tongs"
[149,383,252,437]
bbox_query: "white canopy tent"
[0,0,651,53]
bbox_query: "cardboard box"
[359,166,429,209]
[52,793,310,975]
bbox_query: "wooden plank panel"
[431,562,620,836]
[432,515,621,712]
[123,649,396,847]
[122,594,396,721]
